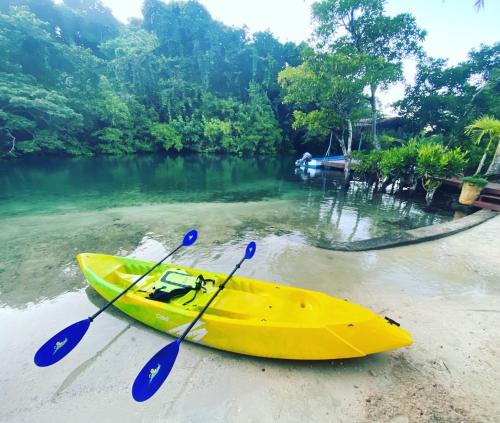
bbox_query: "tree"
[465,116,500,176]
[311,0,425,148]
[396,43,500,149]
[99,29,161,105]
[0,0,121,52]
[465,43,500,118]
[0,1,299,157]
[279,48,370,182]
[235,82,283,155]
[0,68,86,154]
[486,142,500,179]
[396,58,474,136]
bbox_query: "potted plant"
[459,176,488,205]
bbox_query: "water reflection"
[0,155,293,216]
[0,154,456,245]
[292,167,453,245]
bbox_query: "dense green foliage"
[0,0,498,172]
[0,0,299,156]
[278,46,372,181]
[353,140,468,204]
[281,0,498,182]
[396,45,499,137]
[394,44,500,176]
[278,47,370,136]
[311,0,426,148]
[278,0,427,182]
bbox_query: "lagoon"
[0,154,454,242]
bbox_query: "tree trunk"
[370,83,380,150]
[425,189,437,206]
[485,140,500,179]
[474,151,488,176]
[409,175,418,194]
[343,119,353,187]
[380,177,393,193]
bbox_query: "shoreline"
[319,208,497,251]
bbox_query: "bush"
[352,150,383,180]
[416,144,467,180]
[150,123,183,151]
[379,142,418,180]
[354,139,468,204]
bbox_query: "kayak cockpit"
[78,253,361,326]
[107,267,330,325]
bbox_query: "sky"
[92,0,500,111]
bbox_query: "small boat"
[77,253,412,360]
[295,155,344,169]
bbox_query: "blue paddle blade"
[34,318,91,367]
[132,340,180,402]
[182,229,198,247]
[245,241,256,259]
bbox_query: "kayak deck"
[78,253,412,360]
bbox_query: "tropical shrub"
[378,134,404,148]
[352,149,384,184]
[416,143,467,204]
[378,142,419,186]
[354,140,467,205]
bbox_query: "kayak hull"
[77,253,412,360]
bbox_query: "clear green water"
[0,154,454,242]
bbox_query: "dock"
[441,178,500,211]
[323,160,346,170]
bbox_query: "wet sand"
[0,201,499,422]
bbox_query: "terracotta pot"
[459,182,482,205]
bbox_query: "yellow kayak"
[77,253,412,360]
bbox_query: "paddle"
[34,229,198,367]
[132,241,256,402]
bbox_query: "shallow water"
[0,154,453,239]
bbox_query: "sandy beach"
[0,201,499,422]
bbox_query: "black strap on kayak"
[182,275,216,305]
[148,275,214,304]
[149,286,193,302]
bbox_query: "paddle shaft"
[90,245,183,321]
[178,256,245,342]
